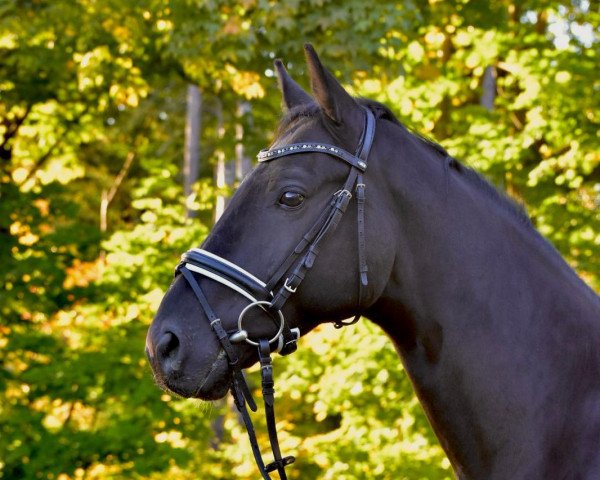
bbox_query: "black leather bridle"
[175,106,376,479]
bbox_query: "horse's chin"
[194,360,232,400]
[192,377,231,400]
[165,351,232,400]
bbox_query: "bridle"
[176,106,375,478]
[175,106,376,479]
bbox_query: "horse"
[146,44,600,479]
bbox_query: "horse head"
[146,45,394,400]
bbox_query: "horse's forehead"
[271,115,330,149]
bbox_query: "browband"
[258,144,367,171]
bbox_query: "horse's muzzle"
[146,327,231,400]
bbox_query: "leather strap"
[356,176,368,288]
[270,184,354,312]
[258,143,367,172]
[356,107,376,162]
[230,380,272,480]
[179,251,299,357]
[264,107,375,319]
[180,267,258,412]
[259,339,295,477]
[265,200,336,292]
[180,266,294,480]
[354,107,375,303]
[182,249,269,301]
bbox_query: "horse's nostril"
[157,331,180,362]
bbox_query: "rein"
[175,106,376,479]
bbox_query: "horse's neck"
[367,133,600,478]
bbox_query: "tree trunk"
[480,66,497,111]
[235,101,252,181]
[214,99,227,222]
[184,85,201,219]
[214,101,251,221]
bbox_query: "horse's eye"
[279,191,305,207]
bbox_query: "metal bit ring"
[237,300,285,347]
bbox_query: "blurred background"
[1,0,598,478]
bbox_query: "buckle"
[284,278,297,293]
[333,189,352,199]
[265,456,296,473]
[274,327,300,354]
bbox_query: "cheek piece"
[174,106,376,480]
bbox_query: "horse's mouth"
[158,350,232,400]
[193,350,231,399]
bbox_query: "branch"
[20,106,90,184]
[61,401,76,428]
[510,111,524,130]
[0,104,32,160]
[107,151,135,205]
[100,151,135,232]
[20,128,69,184]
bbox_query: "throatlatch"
[175,106,376,479]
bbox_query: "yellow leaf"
[407,41,425,62]
[555,71,571,83]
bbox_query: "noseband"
[175,106,376,479]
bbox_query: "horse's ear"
[304,43,363,129]
[274,59,312,111]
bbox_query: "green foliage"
[1,0,597,479]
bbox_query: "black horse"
[147,45,600,479]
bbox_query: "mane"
[277,98,532,226]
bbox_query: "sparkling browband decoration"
[258,144,341,158]
[257,143,368,171]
